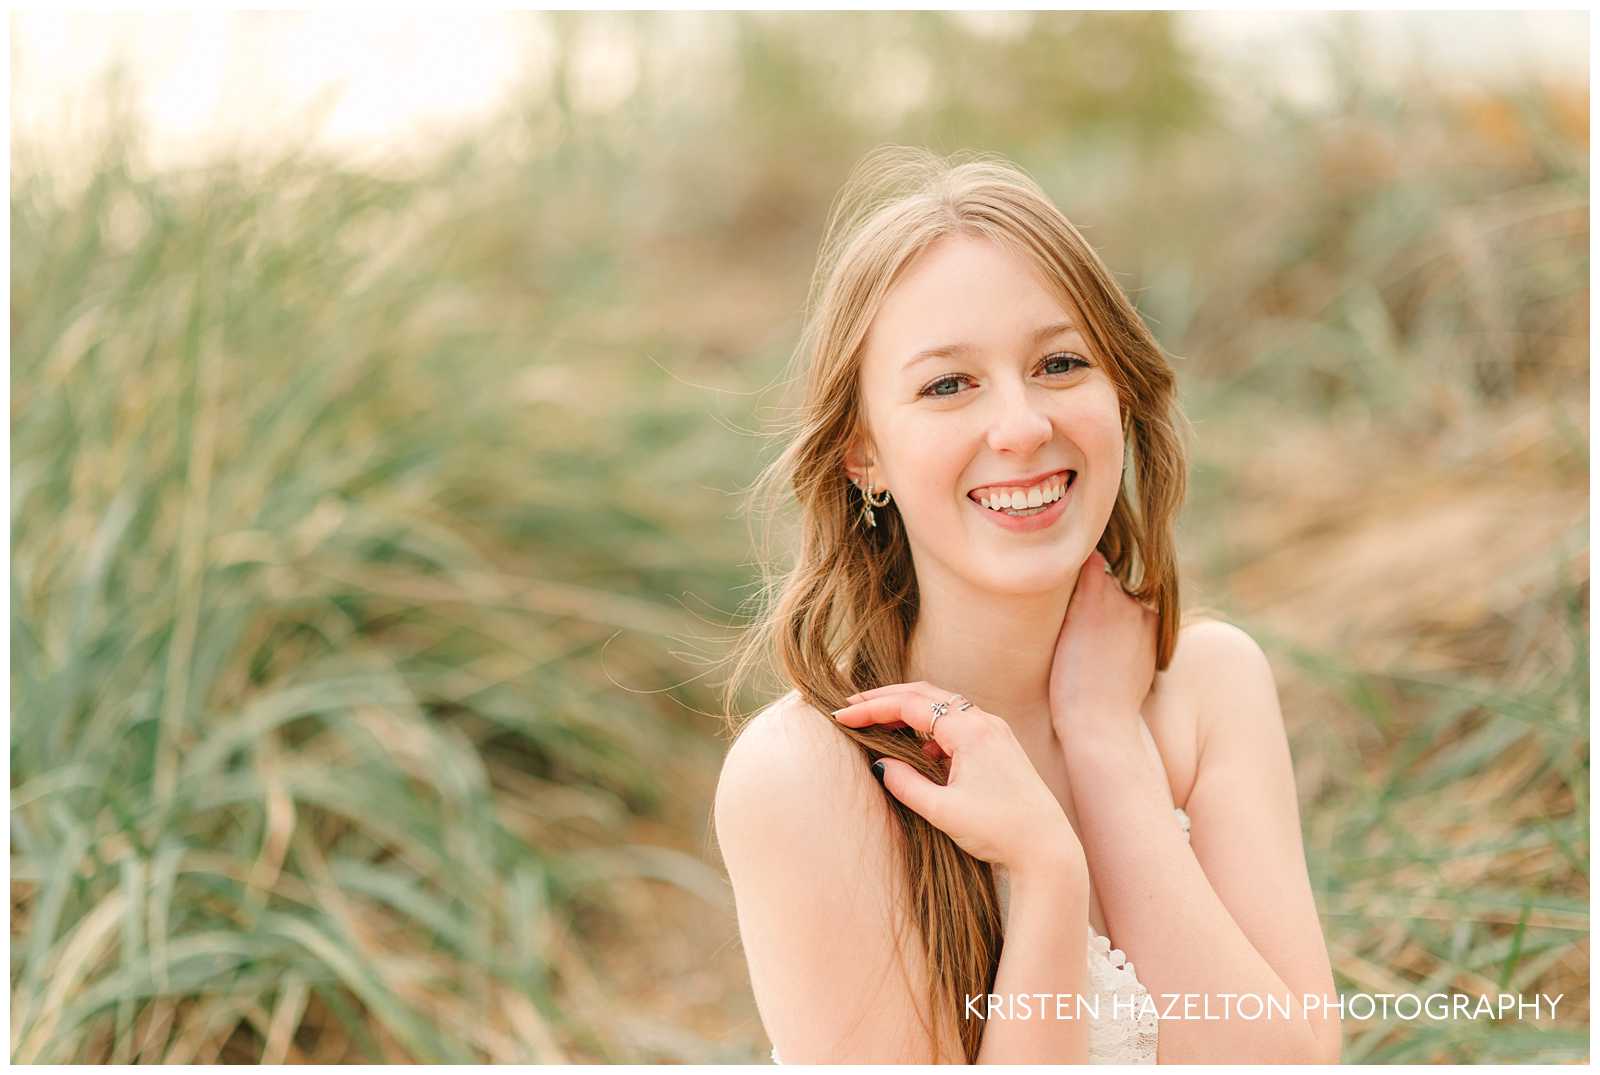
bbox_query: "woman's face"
[847,233,1126,597]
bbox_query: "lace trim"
[1080,806,1187,1063]
[1084,926,1160,1064]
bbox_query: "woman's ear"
[841,437,876,488]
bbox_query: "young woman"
[714,147,1340,1064]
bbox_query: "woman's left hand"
[1048,549,1158,740]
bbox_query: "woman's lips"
[969,472,1074,532]
[966,467,1073,500]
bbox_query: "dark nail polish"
[871,760,886,784]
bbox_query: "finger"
[833,691,942,733]
[845,680,939,704]
[832,694,932,732]
[873,757,945,825]
[1109,575,1155,614]
[1084,550,1147,607]
[841,720,914,733]
[1101,555,1124,585]
[835,693,974,752]
[843,686,958,729]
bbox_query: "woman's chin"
[973,562,1079,598]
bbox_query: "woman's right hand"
[831,683,1087,877]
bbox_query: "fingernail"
[871,760,886,784]
[830,707,847,718]
[846,692,863,703]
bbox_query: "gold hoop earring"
[854,472,892,529]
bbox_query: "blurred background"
[9,10,1588,1064]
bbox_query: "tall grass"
[11,12,1588,1063]
[10,58,756,1063]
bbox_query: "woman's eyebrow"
[901,319,1080,371]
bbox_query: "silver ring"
[950,693,974,711]
[928,699,949,735]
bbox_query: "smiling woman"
[713,147,1339,1064]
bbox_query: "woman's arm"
[1062,621,1343,1064]
[716,697,1094,1063]
[714,701,957,1062]
[972,849,1092,1064]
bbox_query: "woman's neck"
[903,564,1082,736]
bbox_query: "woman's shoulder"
[713,690,890,865]
[1151,615,1264,808]
[1169,615,1273,693]
[720,689,859,782]
[1176,611,1258,642]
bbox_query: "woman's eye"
[918,354,1088,398]
[921,375,969,397]
[1042,352,1090,375]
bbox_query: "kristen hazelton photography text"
[962,991,1567,1024]
[10,10,1589,1067]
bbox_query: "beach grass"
[11,12,1587,1062]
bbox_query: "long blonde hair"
[720,146,1194,1062]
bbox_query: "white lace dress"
[771,806,1191,1065]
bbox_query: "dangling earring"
[854,470,892,528]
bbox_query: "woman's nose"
[984,384,1053,455]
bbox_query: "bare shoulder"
[1153,617,1276,808]
[713,690,893,870]
[713,693,936,1061]
[1168,617,1272,679]
[1167,617,1282,758]
[1161,621,1337,1059]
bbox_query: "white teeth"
[976,474,1069,512]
